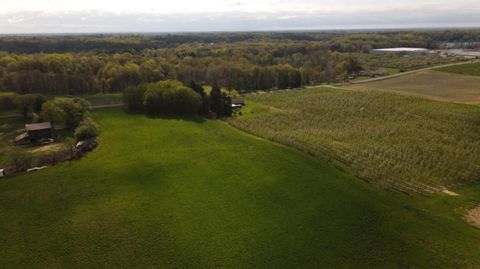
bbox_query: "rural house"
[15,122,53,145]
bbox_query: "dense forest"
[0,30,478,95]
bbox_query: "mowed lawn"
[347,70,480,104]
[1,109,480,268]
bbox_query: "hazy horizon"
[1,0,480,34]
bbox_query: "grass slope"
[436,62,480,76]
[230,88,480,193]
[347,70,480,104]
[1,109,480,268]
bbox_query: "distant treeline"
[1,30,480,54]
[0,42,361,94]
[0,30,479,95]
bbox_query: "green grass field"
[230,87,480,193]
[436,62,480,76]
[1,108,480,268]
[0,117,25,166]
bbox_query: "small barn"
[15,122,53,145]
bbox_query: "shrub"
[74,114,99,141]
[10,149,33,172]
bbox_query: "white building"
[371,48,433,55]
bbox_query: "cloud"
[0,8,479,34]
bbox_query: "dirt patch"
[30,143,64,154]
[442,189,459,196]
[466,206,480,229]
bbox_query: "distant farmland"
[436,62,480,76]
[346,70,480,104]
[230,87,480,194]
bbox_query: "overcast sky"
[1,0,479,33]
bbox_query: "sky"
[0,0,479,33]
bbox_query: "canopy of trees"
[41,97,90,129]
[142,80,201,115]
[0,30,478,95]
[124,80,232,117]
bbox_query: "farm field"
[354,52,460,74]
[436,62,480,76]
[346,70,480,104]
[1,108,480,268]
[230,87,480,194]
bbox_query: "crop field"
[1,108,480,268]
[346,70,480,104]
[436,62,480,76]
[230,87,480,194]
[354,52,460,74]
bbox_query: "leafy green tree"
[33,94,47,112]
[209,84,224,117]
[189,81,209,114]
[40,97,90,129]
[13,94,36,120]
[143,80,201,115]
[123,84,147,111]
[40,101,67,126]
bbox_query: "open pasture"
[1,108,480,268]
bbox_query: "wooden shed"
[15,122,53,144]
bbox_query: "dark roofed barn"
[26,122,52,142]
[15,122,53,145]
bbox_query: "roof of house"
[25,122,52,132]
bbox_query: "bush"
[74,114,99,141]
[10,149,33,172]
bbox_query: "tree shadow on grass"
[122,109,207,124]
